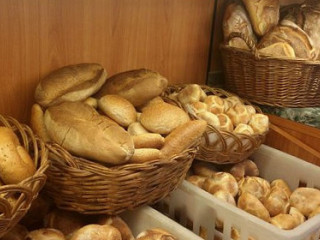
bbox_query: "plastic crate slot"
[174,209,181,222]
[199,226,208,240]
[231,227,240,240]
[298,180,307,188]
[186,217,194,231]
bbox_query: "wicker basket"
[44,140,199,215]
[221,32,320,108]
[163,84,267,164]
[0,115,49,237]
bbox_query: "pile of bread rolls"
[2,206,178,240]
[186,159,320,234]
[31,63,207,166]
[168,84,269,138]
[223,0,320,60]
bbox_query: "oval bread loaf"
[35,63,107,107]
[44,101,134,165]
[30,103,51,142]
[133,133,164,149]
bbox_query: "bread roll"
[213,189,236,206]
[177,84,203,105]
[98,95,137,127]
[186,175,207,188]
[204,96,224,114]
[185,101,207,115]
[26,228,65,240]
[97,216,134,240]
[270,214,299,230]
[258,42,296,58]
[44,209,87,236]
[308,206,320,219]
[44,101,134,165]
[139,96,165,112]
[229,159,259,181]
[0,127,36,184]
[83,97,98,109]
[129,148,161,163]
[223,1,256,48]
[35,63,107,107]
[290,187,320,216]
[228,38,250,50]
[202,172,239,197]
[249,114,269,134]
[217,113,234,132]
[264,187,290,217]
[238,176,271,202]
[224,96,242,109]
[1,224,28,240]
[270,179,292,197]
[160,120,207,158]
[95,69,168,107]
[242,0,280,36]
[127,122,149,136]
[226,103,251,126]
[70,224,121,240]
[289,207,305,225]
[140,102,190,135]
[237,192,271,222]
[233,123,254,135]
[192,161,217,178]
[133,133,164,149]
[30,103,51,142]
[245,105,256,117]
[197,111,220,129]
[136,228,177,240]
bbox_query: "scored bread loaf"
[258,42,296,58]
[0,127,36,184]
[30,103,51,142]
[35,63,107,107]
[95,69,168,107]
[44,101,134,165]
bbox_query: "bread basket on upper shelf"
[220,32,320,108]
[163,84,268,165]
[0,115,49,237]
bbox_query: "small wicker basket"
[0,115,49,237]
[221,32,320,108]
[164,85,267,165]
[44,140,199,215]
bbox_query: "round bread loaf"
[35,63,107,107]
[98,95,137,127]
[140,102,190,135]
[70,224,121,240]
[44,101,134,165]
[0,127,36,184]
[95,69,168,107]
[25,228,65,240]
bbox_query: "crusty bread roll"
[258,42,296,58]
[229,159,259,181]
[140,102,190,135]
[258,22,316,59]
[264,187,290,217]
[192,161,217,178]
[223,1,256,49]
[249,114,269,134]
[213,189,236,206]
[186,175,207,188]
[290,187,320,216]
[217,113,234,132]
[237,192,271,222]
[129,148,161,163]
[204,96,225,114]
[26,228,65,240]
[139,96,165,112]
[44,209,87,237]
[308,206,320,219]
[44,101,134,165]
[242,0,280,36]
[226,103,251,126]
[160,120,207,158]
[202,172,239,197]
[98,95,137,127]
[95,69,168,107]
[270,213,299,230]
[97,216,134,240]
[0,127,36,184]
[270,179,292,197]
[127,122,149,136]
[35,63,107,107]
[136,228,177,240]
[224,96,242,109]
[289,206,305,225]
[233,123,254,135]
[177,84,205,105]
[238,176,271,202]
[185,101,207,115]
[70,224,121,240]
[197,111,220,129]
[30,103,51,142]
[83,97,98,109]
[1,224,28,240]
[133,133,164,149]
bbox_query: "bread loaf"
[0,127,36,184]
[202,172,239,197]
[258,42,296,58]
[186,175,207,188]
[95,69,168,107]
[98,95,137,127]
[197,111,220,129]
[177,84,206,105]
[44,101,134,165]
[290,187,320,216]
[192,161,217,178]
[229,159,259,180]
[25,228,65,240]
[217,113,234,132]
[129,148,161,163]
[238,176,271,202]
[160,120,207,158]
[70,224,121,240]
[127,122,149,136]
[226,103,251,126]
[241,0,280,36]
[30,103,51,142]
[140,102,190,135]
[98,216,134,240]
[204,96,224,114]
[35,63,107,107]
[83,97,98,109]
[133,133,164,149]
[136,228,177,240]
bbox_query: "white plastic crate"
[121,205,203,239]
[155,145,320,240]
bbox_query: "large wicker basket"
[44,140,199,215]
[164,85,267,164]
[221,32,320,108]
[0,115,49,237]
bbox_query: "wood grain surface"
[0,0,215,122]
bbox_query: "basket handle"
[225,32,257,53]
[45,143,80,169]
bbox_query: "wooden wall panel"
[0,0,215,123]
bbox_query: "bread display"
[94,69,168,107]
[35,63,107,107]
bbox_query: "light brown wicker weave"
[164,84,267,164]
[44,139,199,215]
[221,32,320,108]
[0,115,49,237]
